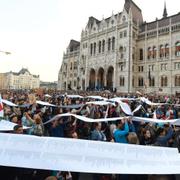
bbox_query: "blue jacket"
[91,129,106,141]
[113,122,129,143]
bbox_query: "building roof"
[68,39,80,52]
[18,68,31,75]
[8,68,39,78]
[86,0,143,28]
[140,12,180,32]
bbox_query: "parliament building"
[58,0,180,95]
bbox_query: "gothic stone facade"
[58,0,180,95]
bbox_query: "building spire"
[163,1,168,18]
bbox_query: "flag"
[0,94,4,117]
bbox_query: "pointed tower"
[163,1,168,18]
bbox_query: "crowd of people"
[0,89,180,180]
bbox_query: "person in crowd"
[31,114,44,136]
[91,122,106,141]
[154,125,174,147]
[113,118,129,143]
[49,118,65,138]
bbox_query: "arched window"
[147,47,151,59]
[98,41,101,53]
[94,42,96,54]
[90,43,93,55]
[161,76,168,87]
[138,77,144,87]
[112,37,115,51]
[175,41,180,57]
[159,45,164,58]
[175,75,180,86]
[139,48,143,60]
[108,38,111,51]
[165,44,169,58]
[102,40,105,53]
[152,46,157,59]
[132,77,135,87]
[149,77,155,87]
[119,76,125,86]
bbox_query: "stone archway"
[97,67,105,90]
[106,66,114,90]
[89,68,96,90]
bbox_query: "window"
[161,76,168,87]
[74,81,76,87]
[132,77,135,87]
[122,16,126,22]
[102,40,105,53]
[108,38,111,51]
[174,62,180,70]
[149,77,155,87]
[124,30,127,37]
[119,76,125,86]
[175,41,180,57]
[74,62,77,70]
[112,37,115,51]
[161,63,167,71]
[152,46,157,59]
[119,63,124,71]
[149,65,155,71]
[139,49,143,60]
[138,66,144,72]
[90,43,93,55]
[70,62,73,70]
[165,44,169,58]
[98,41,101,53]
[159,45,164,58]
[175,75,180,86]
[138,77,144,87]
[147,47,151,59]
[94,42,96,54]
[120,32,123,38]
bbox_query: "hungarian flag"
[0,94,4,117]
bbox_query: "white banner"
[0,133,180,174]
[2,99,18,107]
[67,95,84,99]
[87,96,108,101]
[109,98,133,115]
[86,101,115,106]
[44,113,127,124]
[36,100,56,107]
[44,113,180,126]
[0,120,29,131]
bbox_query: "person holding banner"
[113,118,129,143]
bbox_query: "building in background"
[58,40,80,90]
[40,81,57,89]
[0,73,8,89]
[0,68,40,90]
[58,0,180,95]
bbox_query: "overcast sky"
[0,0,179,82]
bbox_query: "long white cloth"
[2,99,18,107]
[0,133,180,174]
[0,120,29,131]
[36,100,56,107]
